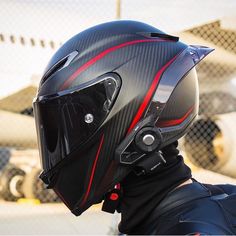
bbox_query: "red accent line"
[60,39,167,90]
[157,105,194,127]
[126,54,179,134]
[81,134,104,206]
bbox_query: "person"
[33,20,236,235]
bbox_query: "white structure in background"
[1,0,236,98]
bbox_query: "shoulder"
[215,184,236,194]
[152,182,236,234]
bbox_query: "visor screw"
[143,134,155,146]
[84,113,94,123]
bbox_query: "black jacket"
[135,181,236,235]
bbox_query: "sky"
[1,0,236,40]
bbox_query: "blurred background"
[0,0,236,234]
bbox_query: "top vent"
[40,51,78,86]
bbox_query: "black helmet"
[33,20,213,215]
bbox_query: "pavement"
[0,202,119,235]
[1,168,236,235]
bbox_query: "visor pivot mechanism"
[84,113,94,123]
[143,134,155,145]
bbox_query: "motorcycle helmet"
[33,20,213,215]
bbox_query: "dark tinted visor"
[33,74,121,172]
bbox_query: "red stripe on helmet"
[127,54,179,134]
[157,105,194,127]
[60,39,168,90]
[81,134,104,206]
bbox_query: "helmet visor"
[33,74,121,172]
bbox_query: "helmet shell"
[34,20,212,215]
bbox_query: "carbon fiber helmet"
[33,20,213,215]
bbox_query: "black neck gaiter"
[118,142,192,234]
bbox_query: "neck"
[118,143,192,234]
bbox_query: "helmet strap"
[102,184,122,214]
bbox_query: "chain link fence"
[0,0,236,234]
[182,20,236,174]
